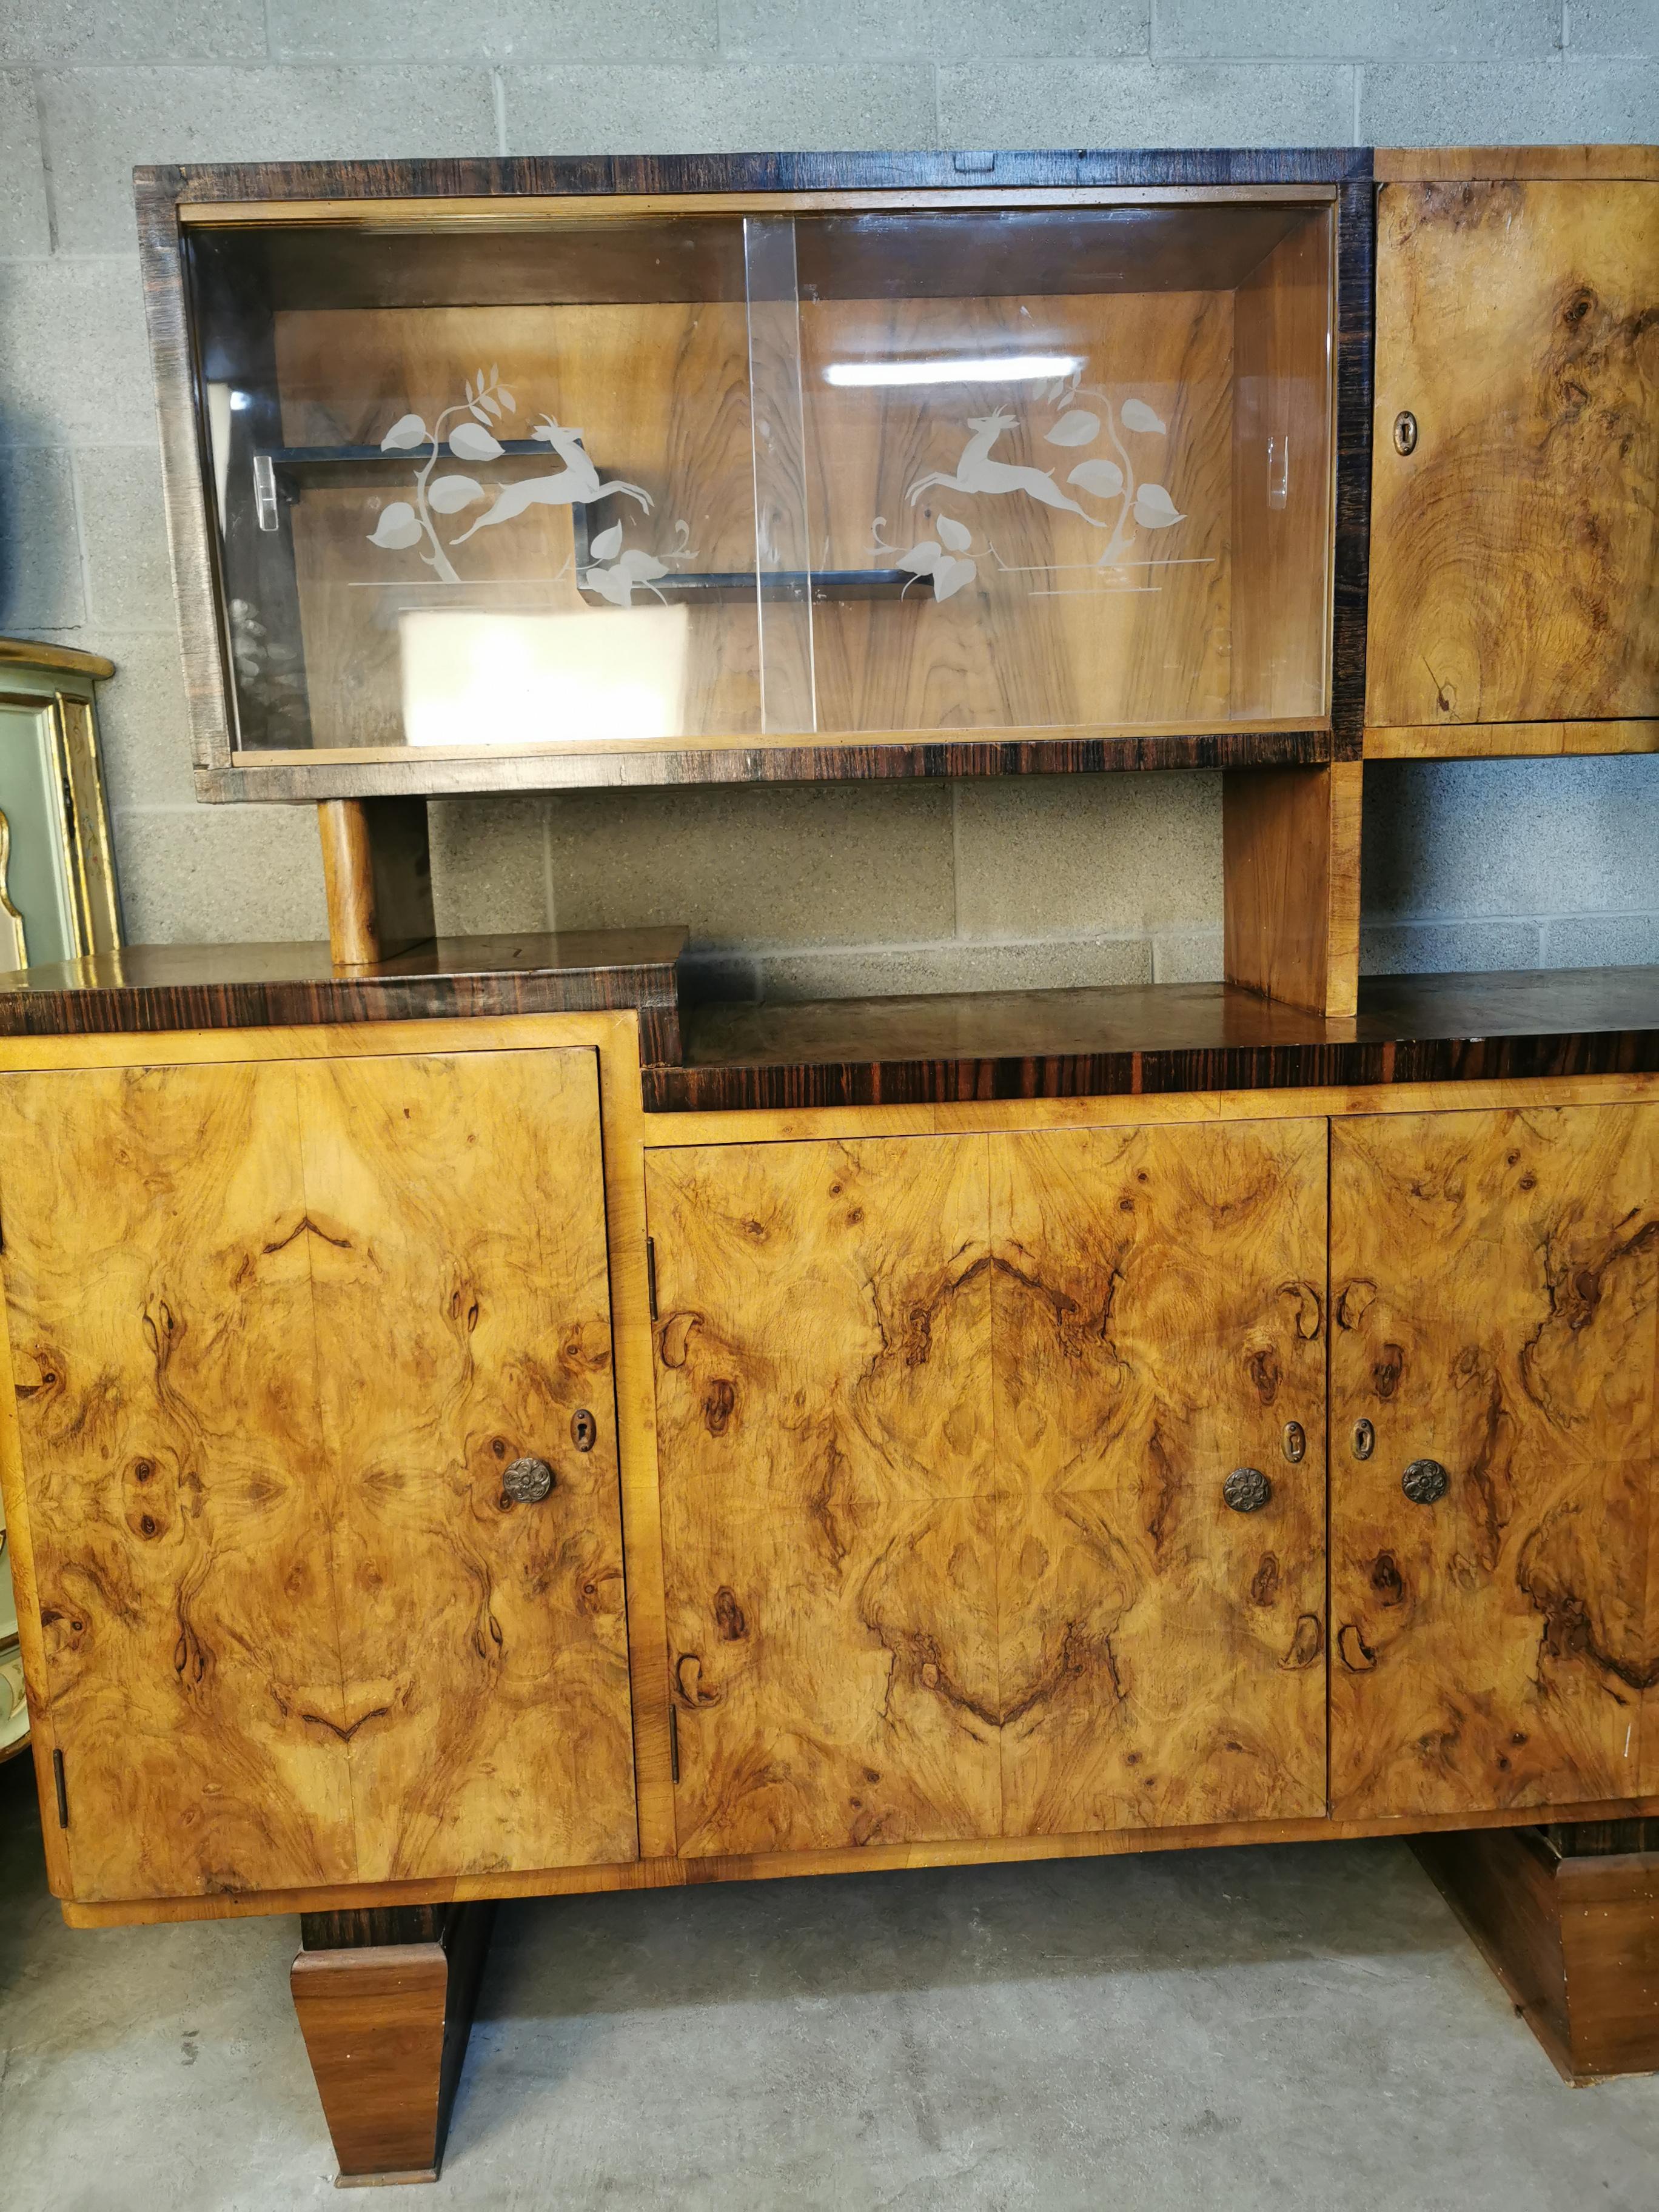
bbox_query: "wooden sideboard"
[0,946,1654,2171]
[0,135,1653,2185]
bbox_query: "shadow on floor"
[8,1743,1659,2212]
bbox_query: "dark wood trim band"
[646,1027,1659,1112]
[0,931,687,1066]
[648,967,1659,1111]
[142,148,1375,210]
[197,725,1333,805]
[1330,174,1377,762]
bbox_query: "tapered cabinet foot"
[291,1903,496,2185]
[1415,1826,1659,2082]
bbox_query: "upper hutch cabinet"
[1367,177,1659,736]
[156,179,1341,788]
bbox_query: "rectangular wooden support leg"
[1415,1825,1659,2083]
[317,797,435,968]
[1222,761,1361,1016]
[292,1902,496,2185]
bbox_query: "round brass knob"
[1224,1466,1272,1513]
[1393,409,1418,456]
[502,1455,555,1505]
[1402,1458,1449,1506]
[570,1407,597,1453]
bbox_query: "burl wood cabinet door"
[991,1121,1328,1835]
[648,1136,1002,1855]
[1367,181,1658,729]
[0,1064,355,1902]
[1330,1105,1659,1820]
[293,1050,636,1882]
[0,1047,635,1903]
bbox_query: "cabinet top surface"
[688,967,1659,1066]
[654,965,1659,1109]
[0,930,687,1057]
[0,942,1652,1109]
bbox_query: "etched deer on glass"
[906,408,1106,524]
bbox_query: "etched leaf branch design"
[871,511,980,601]
[1045,381,1185,567]
[367,381,655,581]
[582,520,672,607]
[895,369,1186,589]
[368,367,515,583]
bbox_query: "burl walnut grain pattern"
[649,1121,1328,1855]
[648,1136,1003,1854]
[992,1121,1329,1835]
[0,1048,637,1902]
[1330,1104,1659,1821]
[295,1049,637,1881]
[1367,181,1659,729]
[0,1064,356,1901]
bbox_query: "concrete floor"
[3,1751,1658,2211]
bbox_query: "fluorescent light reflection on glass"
[823,354,1082,388]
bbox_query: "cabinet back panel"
[1330,1102,1659,1818]
[273,302,763,751]
[799,288,1236,732]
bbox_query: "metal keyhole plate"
[1352,1418,1375,1461]
[1393,409,1418,456]
[571,1407,597,1453]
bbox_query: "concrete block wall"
[0,1,1654,991]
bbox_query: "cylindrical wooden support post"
[317,797,436,968]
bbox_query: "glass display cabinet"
[187,195,1337,762]
[142,154,1367,800]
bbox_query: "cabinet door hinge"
[52,1747,68,1828]
[668,1701,680,1783]
[646,1235,659,1322]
